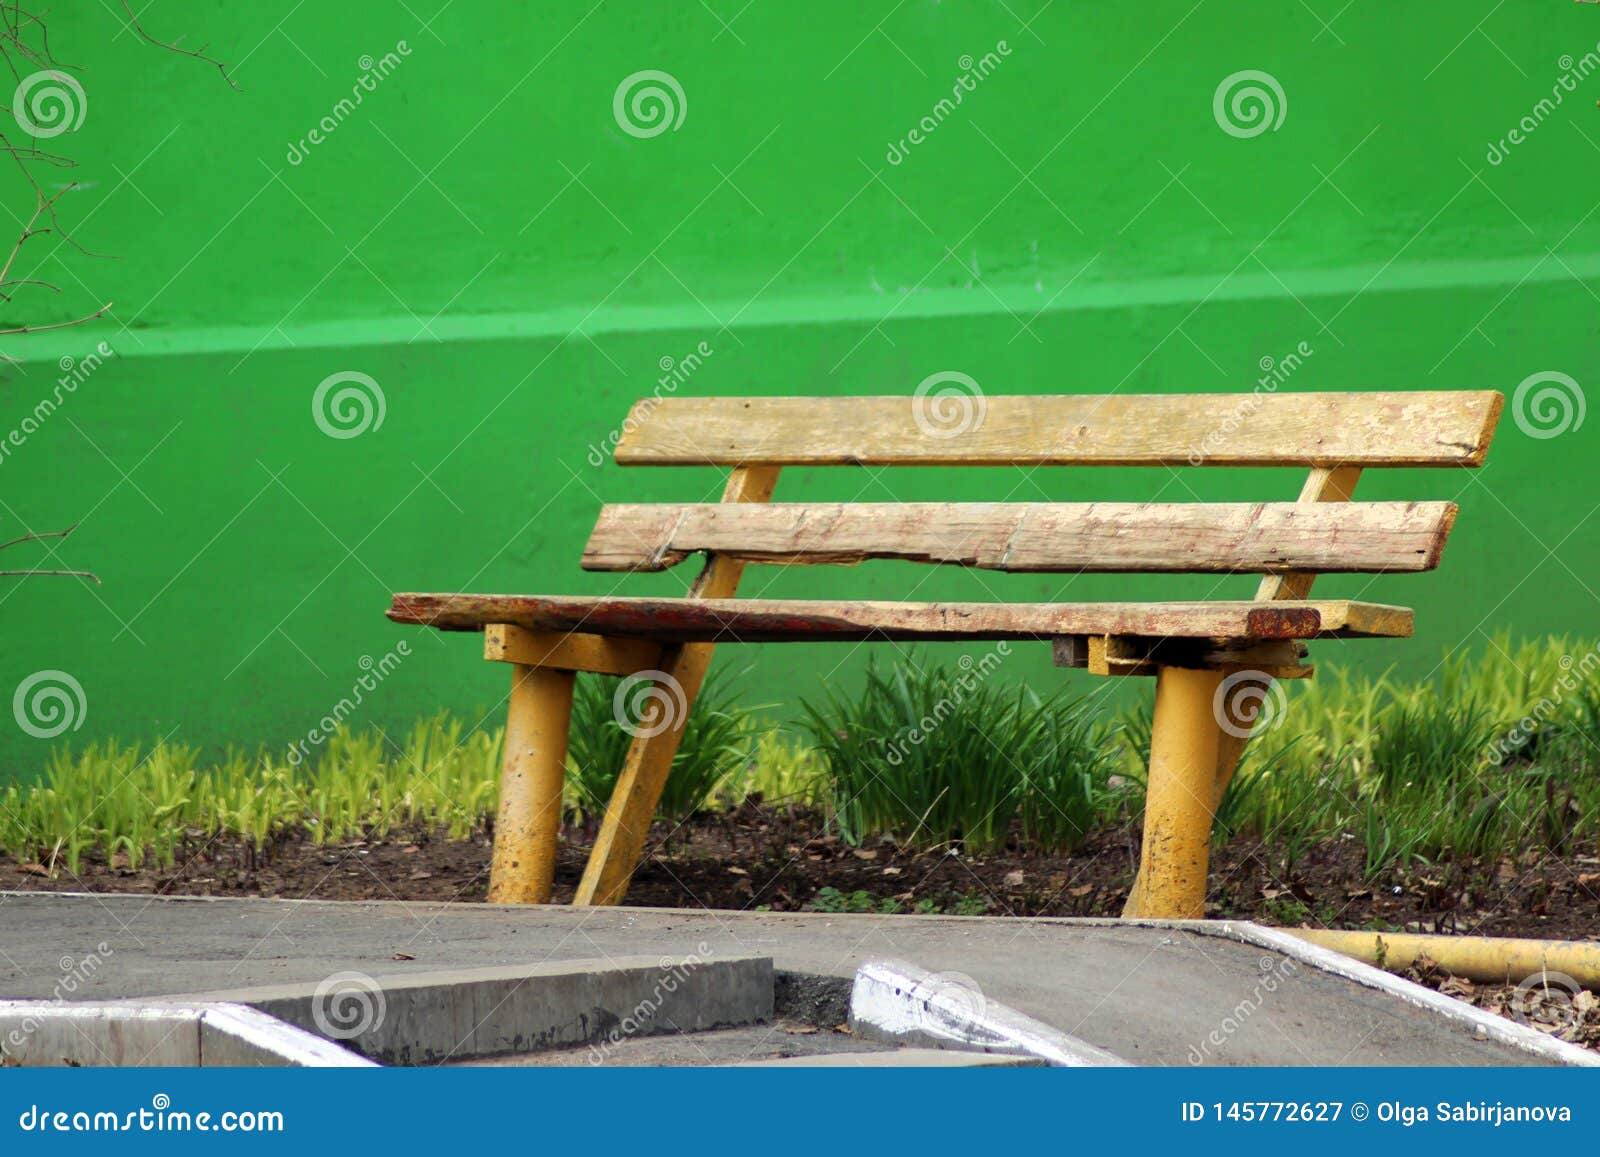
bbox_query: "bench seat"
[388,593,1413,642]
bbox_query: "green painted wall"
[5,2,1599,773]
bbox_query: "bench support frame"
[1133,665,1225,918]
[1121,465,1361,917]
[487,664,576,904]
[474,462,1372,915]
[575,464,782,907]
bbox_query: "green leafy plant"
[807,886,899,914]
[565,668,757,823]
[801,653,1120,854]
[6,634,1600,879]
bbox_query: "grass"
[799,652,1121,854]
[565,668,756,823]
[3,632,1599,876]
[1205,633,1600,877]
[0,716,505,874]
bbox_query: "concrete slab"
[0,1001,374,1067]
[173,955,774,1065]
[744,1047,1042,1067]
[0,891,1573,1066]
[461,1023,886,1066]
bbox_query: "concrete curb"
[741,1047,1042,1067]
[849,957,1131,1066]
[0,1000,374,1067]
[163,954,775,1065]
[1193,920,1600,1068]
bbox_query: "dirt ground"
[6,803,1598,1051]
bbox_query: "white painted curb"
[850,957,1131,1067]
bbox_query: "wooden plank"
[1255,466,1364,600]
[611,392,1503,467]
[483,624,661,676]
[581,500,1456,575]
[574,464,781,908]
[390,593,1415,641]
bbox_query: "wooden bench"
[388,390,1503,917]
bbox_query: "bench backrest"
[582,391,1503,589]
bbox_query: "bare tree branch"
[0,299,110,335]
[0,522,81,552]
[116,0,238,90]
[0,523,99,583]
[0,568,99,581]
[0,9,231,586]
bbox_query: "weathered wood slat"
[581,500,1456,574]
[389,593,1414,641]
[574,463,780,907]
[1255,466,1363,600]
[611,392,1503,467]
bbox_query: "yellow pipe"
[1125,666,1223,919]
[487,664,575,905]
[1287,929,1600,991]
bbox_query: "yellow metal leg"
[574,464,779,907]
[1124,665,1224,919]
[487,663,575,905]
[574,643,709,906]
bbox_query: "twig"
[0,522,81,552]
[0,299,110,334]
[117,0,238,90]
[0,568,99,582]
[0,524,99,582]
